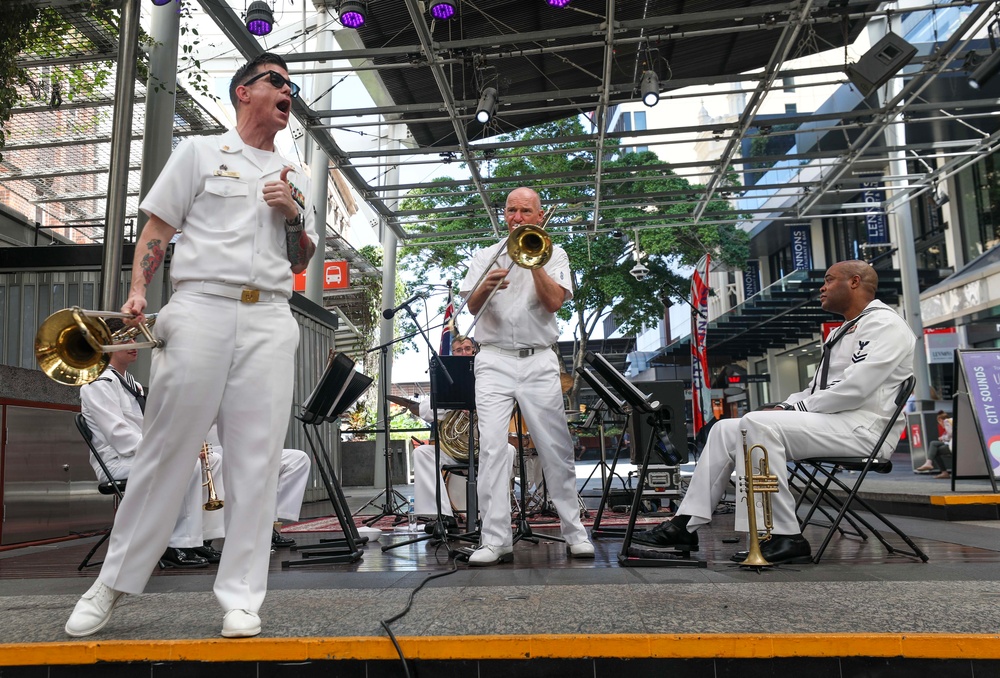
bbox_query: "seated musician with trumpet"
[459,186,594,566]
[633,261,916,564]
[80,318,225,569]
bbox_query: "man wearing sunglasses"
[65,53,317,641]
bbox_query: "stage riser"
[9,657,1000,677]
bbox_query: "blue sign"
[790,225,812,270]
[860,176,888,245]
[743,260,761,298]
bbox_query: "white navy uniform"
[80,366,225,547]
[460,241,588,548]
[95,128,318,615]
[413,398,519,517]
[678,299,916,535]
[205,426,311,523]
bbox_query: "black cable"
[379,555,461,677]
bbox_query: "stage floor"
[0,454,997,670]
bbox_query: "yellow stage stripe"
[1,633,999,666]
[929,494,1000,505]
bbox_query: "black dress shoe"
[191,544,222,563]
[160,547,209,569]
[729,534,812,565]
[631,519,699,551]
[423,515,459,534]
[272,530,296,548]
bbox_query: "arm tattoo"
[140,239,165,286]
[285,230,316,270]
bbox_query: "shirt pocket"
[203,177,249,199]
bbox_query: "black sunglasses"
[243,70,301,98]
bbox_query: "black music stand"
[283,351,373,568]
[382,354,480,553]
[576,366,631,539]
[509,403,565,545]
[584,351,704,568]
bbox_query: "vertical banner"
[859,175,889,245]
[691,255,711,434]
[789,225,812,270]
[742,260,761,298]
[440,283,454,356]
[953,350,1000,483]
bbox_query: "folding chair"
[75,413,127,570]
[791,375,928,563]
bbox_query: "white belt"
[175,281,288,304]
[479,344,550,358]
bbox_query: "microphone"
[382,292,427,319]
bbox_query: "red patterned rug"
[283,512,661,533]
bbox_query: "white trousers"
[98,291,299,614]
[473,350,587,546]
[413,443,461,517]
[677,410,882,535]
[274,449,310,522]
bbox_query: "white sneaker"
[221,609,262,638]
[468,544,514,567]
[567,540,595,559]
[65,580,125,637]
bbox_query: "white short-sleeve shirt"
[460,240,572,349]
[139,129,318,295]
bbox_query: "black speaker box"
[629,381,688,465]
[845,33,917,97]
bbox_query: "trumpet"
[738,429,779,568]
[34,307,162,386]
[201,442,224,511]
[451,205,556,338]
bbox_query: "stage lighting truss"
[245,0,274,36]
[547,0,573,7]
[339,0,367,29]
[429,0,457,21]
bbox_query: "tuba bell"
[34,307,162,386]
[438,410,478,462]
[738,429,779,568]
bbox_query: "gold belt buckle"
[241,288,260,304]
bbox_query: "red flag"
[440,284,454,356]
[690,255,711,434]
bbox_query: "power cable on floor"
[379,554,461,678]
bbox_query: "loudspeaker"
[629,381,688,465]
[845,33,917,96]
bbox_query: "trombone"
[451,205,556,338]
[34,307,162,386]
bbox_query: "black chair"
[790,375,928,563]
[75,413,127,570]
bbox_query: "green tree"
[398,116,749,401]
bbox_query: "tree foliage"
[398,116,749,393]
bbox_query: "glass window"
[7,286,19,365]
[21,285,35,368]
[956,153,1000,262]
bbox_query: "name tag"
[213,170,241,178]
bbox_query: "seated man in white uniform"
[632,260,916,564]
[411,335,479,529]
[80,320,224,568]
[204,425,310,548]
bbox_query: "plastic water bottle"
[407,496,417,532]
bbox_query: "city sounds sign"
[953,349,1000,483]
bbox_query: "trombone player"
[633,261,915,564]
[459,187,594,566]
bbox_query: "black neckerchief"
[109,367,146,414]
[812,306,888,393]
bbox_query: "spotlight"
[475,87,497,124]
[546,0,573,6]
[970,49,1000,89]
[245,1,274,36]
[338,0,367,29]
[640,70,659,107]
[429,0,457,20]
[151,0,174,5]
